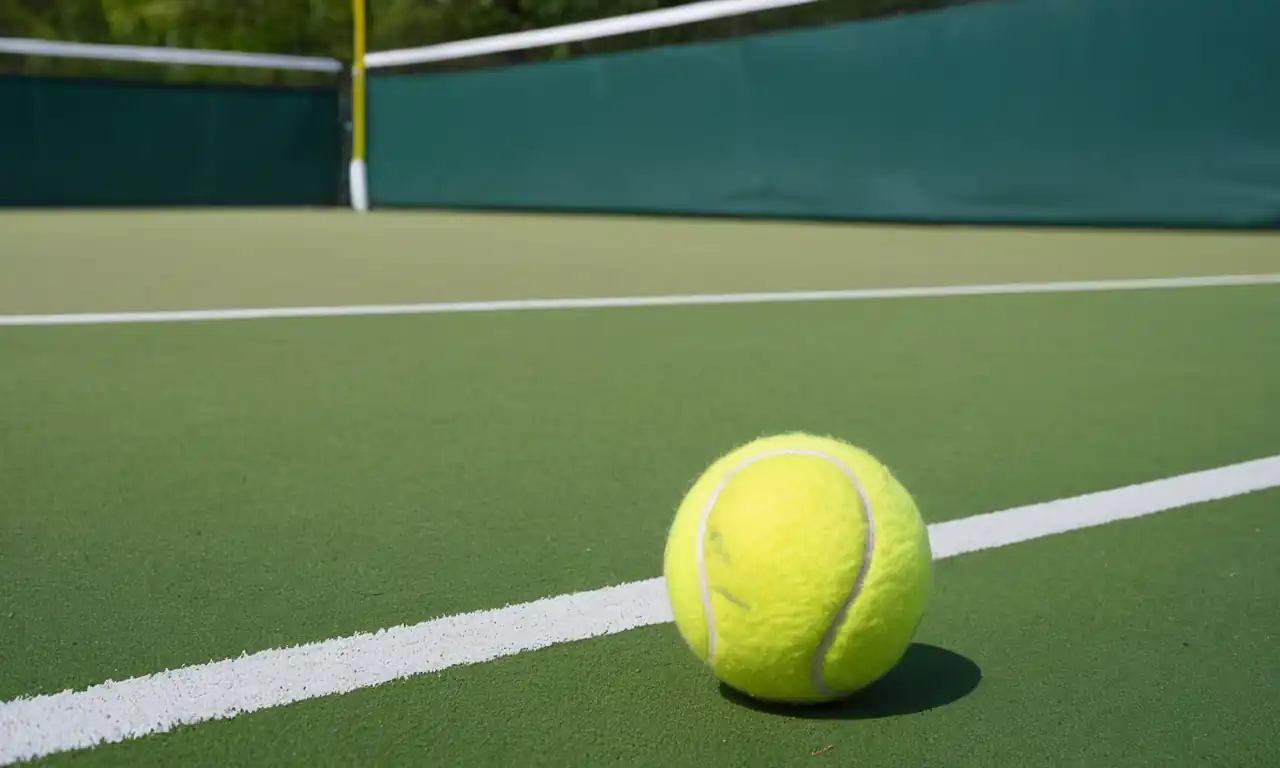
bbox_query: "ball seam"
[808,452,875,699]
[694,446,875,699]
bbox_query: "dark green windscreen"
[367,0,1280,227]
[0,75,342,206]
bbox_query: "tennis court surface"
[2,211,1278,765]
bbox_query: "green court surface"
[1,212,1278,765]
[37,491,1278,767]
[3,210,1280,313]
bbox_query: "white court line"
[2,274,1278,327]
[3,455,1279,764]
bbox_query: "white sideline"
[3,454,1279,765]
[364,0,826,69]
[2,274,1278,328]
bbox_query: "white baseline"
[1,274,1278,328]
[2,454,1279,764]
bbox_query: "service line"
[2,274,1278,327]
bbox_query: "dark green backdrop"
[368,0,1280,227]
[0,75,341,207]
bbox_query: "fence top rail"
[362,0,823,69]
[0,37,344,73]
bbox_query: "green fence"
[368,0,1280,227]
[0,75,342,207]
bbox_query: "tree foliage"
[0,0,961,84]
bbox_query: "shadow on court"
[718,643,981,720]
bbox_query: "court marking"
[2,274,1278,327]
[3,454,1279,765]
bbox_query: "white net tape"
[363,0,825,69]
[0,37,343,73]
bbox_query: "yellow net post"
[349,0,369,211]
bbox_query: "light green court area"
[2,210,1280,312]
[1,211,1278,765]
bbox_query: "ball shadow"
[718,643,980,720]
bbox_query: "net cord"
[363,0,824,69]
[0,36,342,73]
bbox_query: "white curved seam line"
[807,454,874,698]
[695,447,868,674]
[695,450,817,661]
[694,467,731,661]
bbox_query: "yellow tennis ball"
[663,432,932,704]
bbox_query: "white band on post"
[349,159,369,212]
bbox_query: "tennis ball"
[663,432,931,704]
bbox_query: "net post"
[349,0,369,212]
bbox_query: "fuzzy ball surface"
[663,432,932,704]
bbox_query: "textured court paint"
[5,210,1279,315]
[0,579,672,766]
[5,283,1273,709]
[3,454,1279,765]
[2,274,1279,327]
[139,491,1275,767]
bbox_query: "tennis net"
[348,0,961,209]
[351,0,1280,229]
[360,0,961,74]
